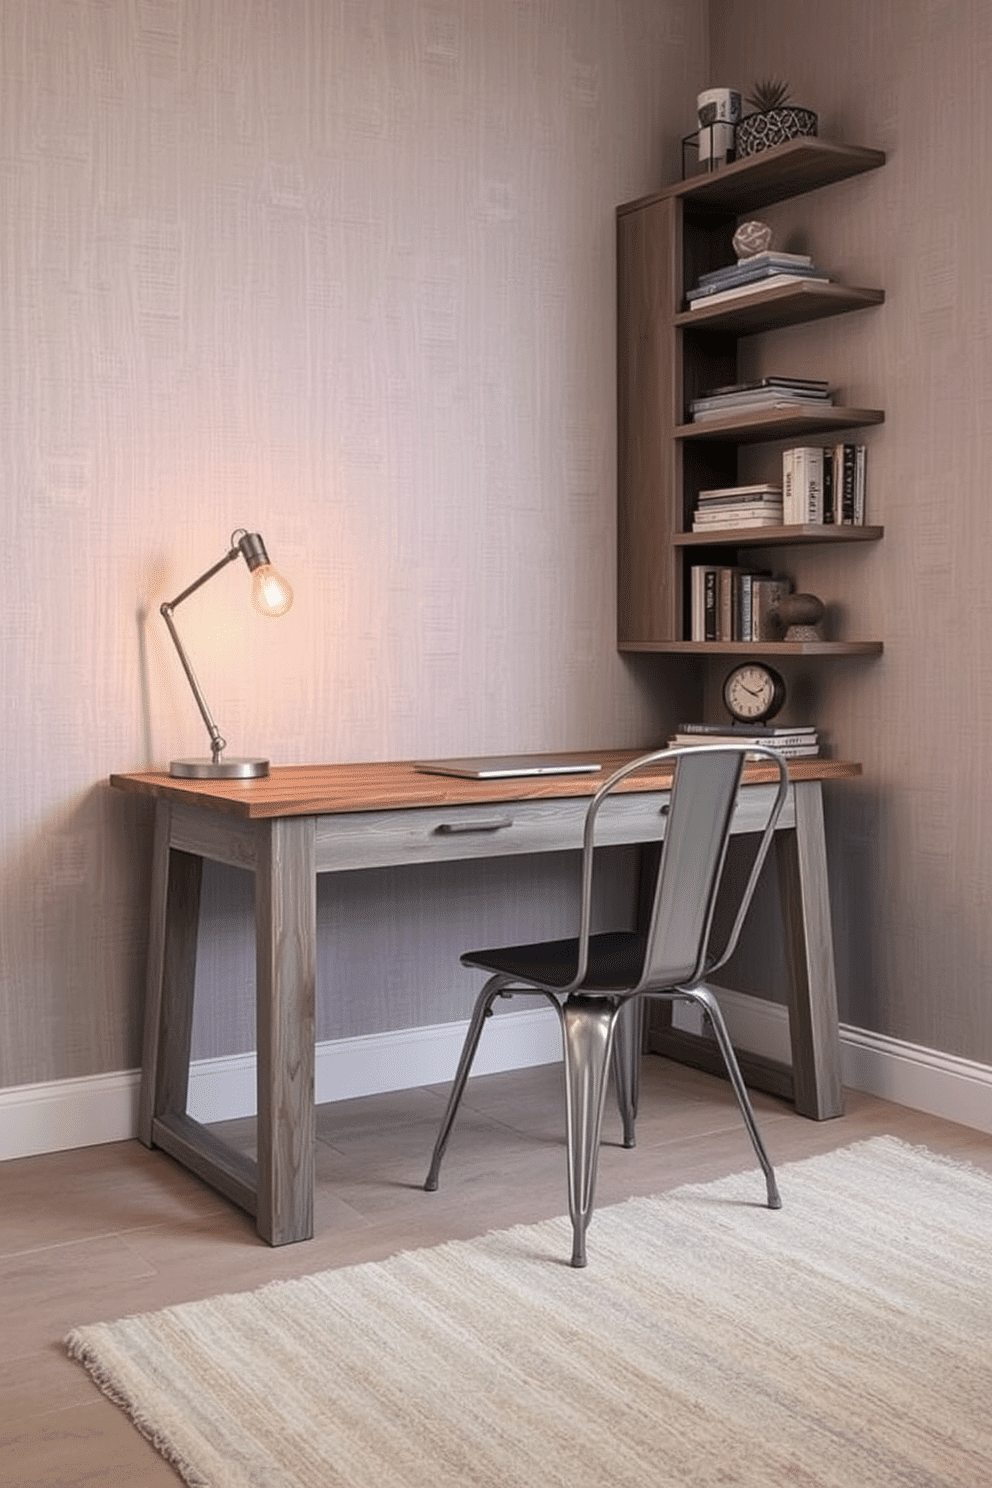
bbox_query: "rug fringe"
[64,1330,211,1488]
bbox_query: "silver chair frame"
[425,744,790,1267]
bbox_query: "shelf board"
[618,139,886,218]
[619,640,884,657]
[675,281,884,335]
[674,524,884,548]
[675,406,884,444]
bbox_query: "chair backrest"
[579,745,789,993]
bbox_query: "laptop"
[414,754,602,780]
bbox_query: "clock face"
[722,663,786,724]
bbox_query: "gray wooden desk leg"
[138,801,203,1147]
[255,816,317,1246]
[775,781,844,1121]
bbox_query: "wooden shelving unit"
[616,137,886,658]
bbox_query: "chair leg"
[682,985,781,1210]
[424,974,511,1192]
[611,996,642,1149]
[561,995,619,1267]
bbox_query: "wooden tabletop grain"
[109,750,862,821]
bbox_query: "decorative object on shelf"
[161,529,294,779]
[777,592,825,642]
[695,87,742,170]
[736,79,817,158]
[721,662,787,724]
[732,220,773,258]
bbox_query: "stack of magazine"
[667,723,820,759]
[686,249,828,310]
[692,483,783,531]
[690,376,832,422]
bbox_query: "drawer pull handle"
[436,817,514,835]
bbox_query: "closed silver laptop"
[414,755,601,780]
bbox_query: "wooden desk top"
[110,750,862,821]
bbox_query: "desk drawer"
[312,782,792,873]
[315,797,592,871]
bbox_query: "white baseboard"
[0,1067,143,1163]
[184,1005,563,1125]
[680,987,992,1136]
[0,1007,563,1161]
[3,996,992,1162]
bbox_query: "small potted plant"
[735,79,818,157]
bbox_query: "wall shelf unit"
[616,137,886,660]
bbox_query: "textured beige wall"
[0,0,704,1087]
[709,0,992,1058]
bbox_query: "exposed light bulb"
[250,564,294,617]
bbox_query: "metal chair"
[424,744,790,1267]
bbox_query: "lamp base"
[169,757,269,779]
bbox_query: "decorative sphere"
[733,219,773,259]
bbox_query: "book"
[855,445,866,523]
[676,722,816,737]
[689,273,829,309]
[696,484,782,509]
[696,505,785,517]
[704,567,718,640]
[690,565,714,641]
[668,732,820,758]
[687,263,824,300]
[822,446,835,524]
[783,446,824,523]
[692,513,783,531]
[689,565,768,641]
[700,378,829,398]
[691,388,831,417]
[836,441,856,523]
[696,250,814,286]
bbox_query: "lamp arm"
[160,543,241,765]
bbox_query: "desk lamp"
[161,529,293,779]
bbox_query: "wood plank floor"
[4,1057,992,1486]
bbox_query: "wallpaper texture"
[0,0,702,1087]
[709,0,992,1061]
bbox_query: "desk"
[110,750,859,1246]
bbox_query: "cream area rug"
[66,1137,992,1488]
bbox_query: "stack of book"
[686,250,828,310]
[689,568,792,643]
[692,483,783,531]
[690,376,832,422]
[783,443,867,524]
[667,722,820,759]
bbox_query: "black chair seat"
[463,930,646,993]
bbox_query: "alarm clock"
[722,662,786,725]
